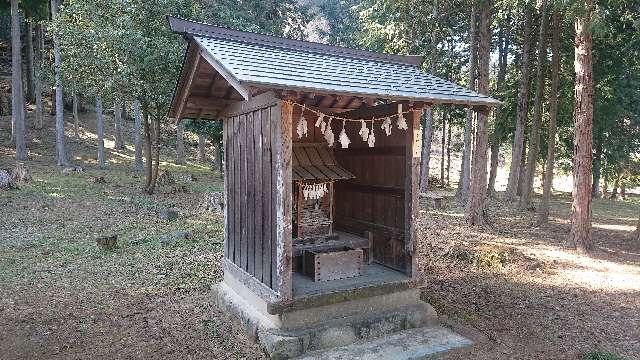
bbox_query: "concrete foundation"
[214,272,472,359]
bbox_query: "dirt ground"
[1,107,639,359]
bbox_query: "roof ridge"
[166,16,423,67]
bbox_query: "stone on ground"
[159,230,192,246]
[159,208,179,221]
[298,326,473,360]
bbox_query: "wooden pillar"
[275,100,293,300]
[405,105,423,279]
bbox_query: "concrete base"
[213,272,472,359]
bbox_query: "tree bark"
[197,133,206,162]
[143,110,153,191]
[568,0,595,252]
[591,136,602,198]
[34,24,44,130]
[147,117,161,195]
[113,97,125,150]
[25,20,35,103]
[176,121,185,165]
[536,10,561,225]
[520,0,549,209]
[419,108,433,192]
[446,113,452,187]
[212,141,222,172]
[465,0,492,226]
[440,113,446,187]
[505,6,534,201]
[73,92,80,140]
[456,3,478,201]
[133,100,143,171]
[96,97,106,169]
[52,0,67,166]
[11,0,27,161]
[488,140,499,195]
[517,139,527,196]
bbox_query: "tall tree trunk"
[440,114,446,187]
[505,6,533,201]
[143,110,153,191]
[176,121,185,165]
[456,3,478,201]
[591,136,602,198]
[73,92,80,140]
[34,24,44,130]
[466,0,492,225]
[133,100,143,171]
[610,174,619,199]
[52,0,67,166]
[517,139,527,196]
[619,181,626,200]
[488,140,499,195]
[213,141,222,172]
[488,22,510,196]
[96,97,106,169]
[147,117,161,194]
[520,0,549,209]
[446,114,452,187]
[25,21,35,103]
[11,0,27,161]
[536,10,561,225]
[568,0,595,252]
[419,108,433,192]
[113,97,124,150]
[197,133,206,162]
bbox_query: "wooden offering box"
[303,247,363,282]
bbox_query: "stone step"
[296,326,473,360]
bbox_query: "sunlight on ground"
[592,222,636,232]
[515,244,640,291]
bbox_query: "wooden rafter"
[174,54,201,122]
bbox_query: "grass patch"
[584,350,625,360]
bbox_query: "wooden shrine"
[166,16,499,358]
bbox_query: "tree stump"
[11,162,31,185]
[96,235,117,250]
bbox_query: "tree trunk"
[456,3,478,201]
[143,110,153,191]
[34,24,44,130]
[610,175,619,199]
[465,0,492,226]
[73,92,80,140]
[619,181,626,200]
[96,97,106,169]
[536,10,561,225]
[197,133,206,162]
[591,136,602,198]
[520,0,549,209]
[147,117,161,194]
[446,114,452,187]
[419,108,434,192]
[568,0,595,252]
[25,20,35,103]
[176,121,185,165]
[634,215,640,242]
[52,0,67,166]
[213,141,222,172]
[114,97,124,150]
[440,113,446,187]
[487,140,499,195]
[11,0,27,161]
[133,100,143,171]
[505,6,533,201]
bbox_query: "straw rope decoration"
[300,181,331,200]
[287,100,414,148]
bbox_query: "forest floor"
[1,107,639,359]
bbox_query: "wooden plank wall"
[223,94,282,291]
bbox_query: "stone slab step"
[297,326,473,360]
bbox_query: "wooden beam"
[275,100,293,300]
[404,106,424,280]
[186,95,233,108]
[174,54,201,122]
[198,46,251,100]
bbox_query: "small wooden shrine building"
[167,16,498,358]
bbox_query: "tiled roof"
[168,16,499,107]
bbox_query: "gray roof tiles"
[169,17,499,107]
